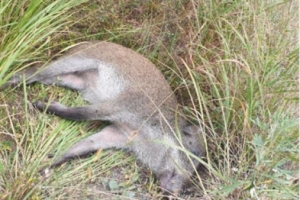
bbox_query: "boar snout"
[159,170,187,194]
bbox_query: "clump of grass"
[178,0,298,199]
[0,0,89,199]
[0,0,91,87]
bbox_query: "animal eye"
[182,129,192,137]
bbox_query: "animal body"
[4,41,205,193]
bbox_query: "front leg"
[33,100,119,121]
[50,125,128,167]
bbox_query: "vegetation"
[0,0,298,199]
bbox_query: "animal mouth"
[159,170,179,193]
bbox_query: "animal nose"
[192,150,200,157]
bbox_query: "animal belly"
[82,64,126,104]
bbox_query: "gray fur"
[4,41,205,193]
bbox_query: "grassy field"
[0,0,298,199]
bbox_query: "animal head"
[157,123,206,193]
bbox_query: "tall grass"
[0,0,88,87]
[0,0,91,199]
[181,0,298,199]
[0,0,298,199]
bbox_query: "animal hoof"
[32,100,47,111]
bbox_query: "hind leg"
[2,55,99,90]
[38,71,96,91]
[0,65,41,89]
